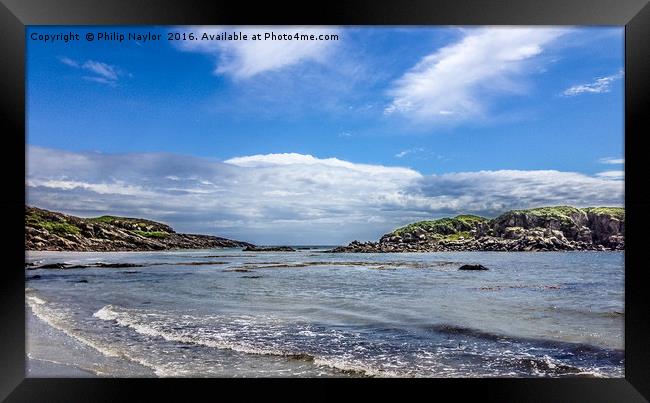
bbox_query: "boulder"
[458,264,489,271]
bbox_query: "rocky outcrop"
[243,246,297,252]
[25,206,253,251]
[330,206,624,253]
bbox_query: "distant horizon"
[27,26,624,244]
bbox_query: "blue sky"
[26,26,624,244]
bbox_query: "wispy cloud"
[27,146,624,244]
[599,157,624,165]
[59,56,79,68]
[384,27,566,125]
[59,57,124,85]
[81,60,119,81]
[175,26,340,80]
[395,147,424,158]
[562,71,623,96]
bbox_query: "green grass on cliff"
[582,207,625,220]
[90,215,151,227]
[89,215,172,232]
[506,206,582,220]
[132,230,169,238]
[392,215,487,237]
[496,206,625,224]
[26,212,80,236]
[445,231,472,241]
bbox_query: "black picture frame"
[2,0,648,401]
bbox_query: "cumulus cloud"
[175,26,340,80]
[27,147,623,244]
[384,27,566,124]
[59,57,124,85]
[411,170,624,216]
[562,70,623,96]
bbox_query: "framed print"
[1,0,649,401]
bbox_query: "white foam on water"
[92,304,411,377]
[312,357,404,378]
[94,305,301,358]
[27,295,47,305]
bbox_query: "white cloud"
[562,71,623,96]
[395,147,424,158]
[27,179,156,197]
[224,153,418,177]
[81,60,119,81]
[59,57,79,68]
[176,26,340,80]
[59,57,123,85]
[596,170,625,180]
[599,157,624,165]
[384,27,566,124]
[27,147,623,244]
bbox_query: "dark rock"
[26,275,42,280]
[458,264,489,271]
[177,261,227,266]
[94,262,144,268]
[75,279,88,283]
[32,263,68,269]
[243,246,296,252]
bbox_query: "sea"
[25,248,624,378]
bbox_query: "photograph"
[24,25,626,378]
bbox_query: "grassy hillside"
[391,215,488,237]
[493,206,585,225]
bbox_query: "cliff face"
[488,206,624,248]
[25,206,253,251]
[331,206,624,253]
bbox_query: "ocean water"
[25,249,624,377]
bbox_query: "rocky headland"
[330,206,624,253]
[25,206,253,251]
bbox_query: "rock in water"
[243,246,296,252]
[458,264,489,271]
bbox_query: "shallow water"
[25,249,624,377]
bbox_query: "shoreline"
[28,356,98,378]
[26,301,155,378]
[27,306,101,378]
